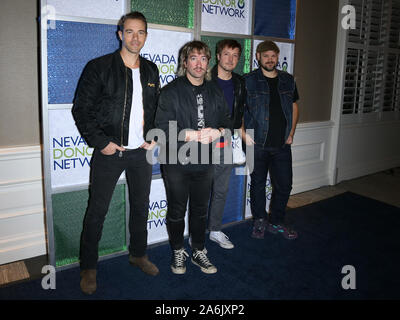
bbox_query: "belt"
[123,147,143,152]
[118,147,142,158]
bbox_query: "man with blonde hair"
[155,41,230,274]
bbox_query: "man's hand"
[199,128,221,144]
[140,140,156,150]
[185,128,222,144]
[101,142,125,155]
[185,130,200,142]
[285,134,294,145]
[242,132,255,146]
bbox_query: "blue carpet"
[1,192,399,300]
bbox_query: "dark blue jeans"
[250,144,293,225]
[80,148,152,270]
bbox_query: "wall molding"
[291,121,334,194]
[337,119,400,183]
[0,145,46,265]
[0,145,42,160]
[338,155,400,183]
[296,120,334,131]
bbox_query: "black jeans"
[80,148,152,270]
[161,164,213,251]
[250,144,293,225]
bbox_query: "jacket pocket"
[247,92,264,109]
[280,90,293,99]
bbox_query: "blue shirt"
[217,77,234,116]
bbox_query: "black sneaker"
[251,218,266,239]
[171,248,189,274]
[191,248,217,274]
[267,223,298,240]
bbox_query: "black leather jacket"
[211,65,246,130]
[72,50,160,150]
[155,76,230,166]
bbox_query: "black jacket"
[155,76,230,166]
[72,50,160,150]
[211,65,246,130]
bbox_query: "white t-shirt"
[125,68,145,149]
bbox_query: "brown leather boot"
[129,254,159,276]
[80,269,97,295]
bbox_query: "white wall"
[0,0,40,147]
[336,115,400,182]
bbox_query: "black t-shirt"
[264,76,299,147]
[194,85,206,130]
[184,81,209,171]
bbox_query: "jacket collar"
[211,64,239,82]
[114,49,148,71]
[211,65,219,81]
[256,67,288,84]
[114,49,125,69]
[180,75,208,89]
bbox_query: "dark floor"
[1,167,399,288]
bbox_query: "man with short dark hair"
[72,11,159,295]
[155,41,230,275]
[243,40,299,240]
[207,39,246,249]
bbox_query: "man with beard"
[155,41,230,274]
[243,40,299,240]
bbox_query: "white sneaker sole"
[209,236,234,249]
[171,265,186,275]
[191,259,217,274]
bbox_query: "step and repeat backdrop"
[40,0,297,267]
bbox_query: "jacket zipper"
[119,67,128,157]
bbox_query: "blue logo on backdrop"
[147,200,168,229]
[52,136,92,171]
[202,0,246,18]
[141,53,177,86]
[246,179,272,207]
